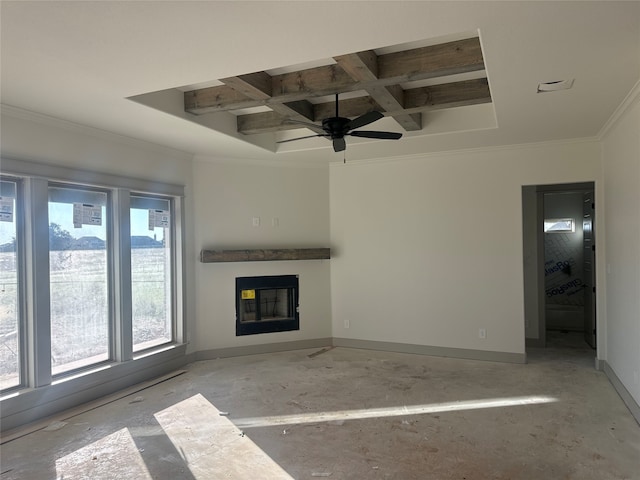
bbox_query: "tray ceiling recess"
[181,35,491,148]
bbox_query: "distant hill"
[73,236,105,250]
[0,235,163,252]
[131,236,164,248]
[0,241,15,253]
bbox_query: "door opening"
[522,182,596,354]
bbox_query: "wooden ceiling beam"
[404,78,491,109]
[237,78,489,135]
[269,100,315,121]
[237,96,382,135]
[221,73,315,122]
[333,50,378,82]
[377,37,484,80]
[221,72,272,99]
[185,37,485,115]
[237,111,293,134]
[335,51,422,131]
[184,84,260,115]
[312,96,383,122]
[373,85,422,131]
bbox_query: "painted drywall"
[330,141,602,355]
[0,107,192,183]
[602,87,640,406]
[192,158,331,352]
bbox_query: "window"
[0,162,184,394]
[0,178,22,390]
[48,186,110,375]
[130,195,173,352]
[544,218,575,233]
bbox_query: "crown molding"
[597,79,640,140]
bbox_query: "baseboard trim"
[525,337,545,348]
[603,361,640,425]
[332,338,526,364]
[196,338,333,361]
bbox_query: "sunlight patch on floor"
[154,393,294,479]
[234,395,559,428]
[55,427,152,480]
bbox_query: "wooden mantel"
[200,248,330,263]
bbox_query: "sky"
[0,201,165,245]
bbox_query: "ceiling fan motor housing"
[322,117,351,138]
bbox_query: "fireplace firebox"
[236,275,299,336]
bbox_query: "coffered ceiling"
[182,37,491,137]
[1,1,639,163]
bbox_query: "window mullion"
[113,189,132,362]
[24,178,51,387]
[173,196,186,345]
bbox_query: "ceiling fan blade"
[333,137,346,152]
[283,118,325,132]
[276,134,328,144]
[349,130,403,140]
[347,111,384,130]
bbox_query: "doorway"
[522,182,596,352]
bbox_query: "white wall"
[601,86,640,406]
[0,107,192,184]
[192,158,331,352]
[330,141,602,356]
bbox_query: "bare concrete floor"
[2,333,640,479]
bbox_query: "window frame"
[0,159,185,394]
[47,182,113,378]
[129,192,176,354]
[0,175,27,391]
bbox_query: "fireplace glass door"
[236,275,299,336]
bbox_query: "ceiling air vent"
[537,79,574,93]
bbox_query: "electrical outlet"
[344,319,350,329]
[272,217,279,227]
[478,328,487,339]
[252,217,260,227]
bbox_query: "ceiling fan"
[277,94,402,152]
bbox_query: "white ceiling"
[2,1,639,163]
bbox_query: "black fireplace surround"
[236,275,299,336]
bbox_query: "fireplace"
[236,275,299,336]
